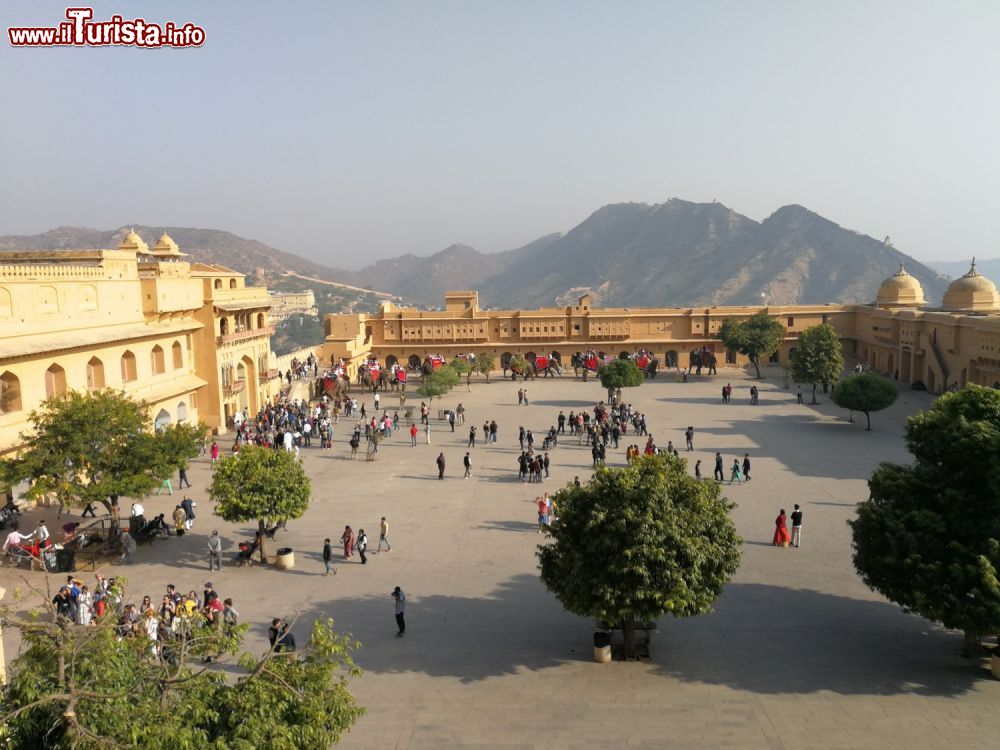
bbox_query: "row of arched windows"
[219,312,267,337]
[213,278,239,290]
[0,340,187,414]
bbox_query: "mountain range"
[0,199,956,309]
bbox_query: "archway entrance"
[154,408,171,430]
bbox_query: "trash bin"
[275,547,295,570]
[593,631,612,663]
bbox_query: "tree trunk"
[622,619,637,659]
[258,519,267,563]
[822,382,829,393]
[864,411,872,431]
[752,357,762,379]
[811,384,818,405]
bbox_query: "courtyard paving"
[4,368,1000,749]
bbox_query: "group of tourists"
[51,574,239,660]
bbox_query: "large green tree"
[789,324,845,404]
[2,390,203,514]
[832,373,898,430]
[209,445,311,561]
[1,582,363,748]
[718,313,785,379]
[597,359,644,402]
[538,453,742,656]
[850,385,1000,646]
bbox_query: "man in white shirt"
[36,520,51,549]
[131,502,145,518]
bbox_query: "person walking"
[392,586,406,637]
[742,453,752,482]
[119,529,136,564]
[210,441,220,465]
[517,388,524,405]
[436,452,446,479]
[341,525,354,559]
[448,411,456,432]
[356,529,368,564]
[178,466,192,489]
[773,509,791,547]
[468,425,477,447]
[376,517,391,553]
[543,452,550,478]
[463,452,472,479]
[180,496,196,530]
[322,537,336,575]
[685,426,694,451]
[714,452,725,481]
[797,388,804,404]
[695,459,702,479]
[409,423,418,446]
[536,496,549,532]
[790,504,803,548]
[207,530,222,571]
[729,459,742,484]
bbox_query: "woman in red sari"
[772,509,791,547]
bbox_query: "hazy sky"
[2,1,998,267]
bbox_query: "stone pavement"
[4,369,1000,749]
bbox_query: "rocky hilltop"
[0,200,948,309]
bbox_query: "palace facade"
[323,262,1000,394]
[0,231,278,454]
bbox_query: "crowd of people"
[51,574,239,661]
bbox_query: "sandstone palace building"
[323,262,1000,394]
[0,232,277,454]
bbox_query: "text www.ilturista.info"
[8,7,205,48]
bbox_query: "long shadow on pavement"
[654,582,984,697]
[294,576,987,696]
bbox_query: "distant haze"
[1,1,998,267]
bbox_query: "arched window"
[121,351,137,381]
[172,341,183,369]
[214,279,223,289]
[45,363,67,398]
[154,409,171,430]
[151,345,165,375]
[1,371,22,412]
[176,401,188,421]
[256,313,265,329]
[0,287,12,318]
[86,357,105,390]
[229,278,237,289]
[219,318,228,336]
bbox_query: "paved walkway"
[4,369,1000,749]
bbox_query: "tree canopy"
[538,453,742,655]
[832,373,897,430]
[718,313,785,379]
[850,385,1000,640]
[789,324,844,403]
[597,359,644,400]
[415,364,459,403]
[1,389,203,512]
[209,445,311,560]
[473,352,495,382]
[1,582,363,748]
[448,358,472,377]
